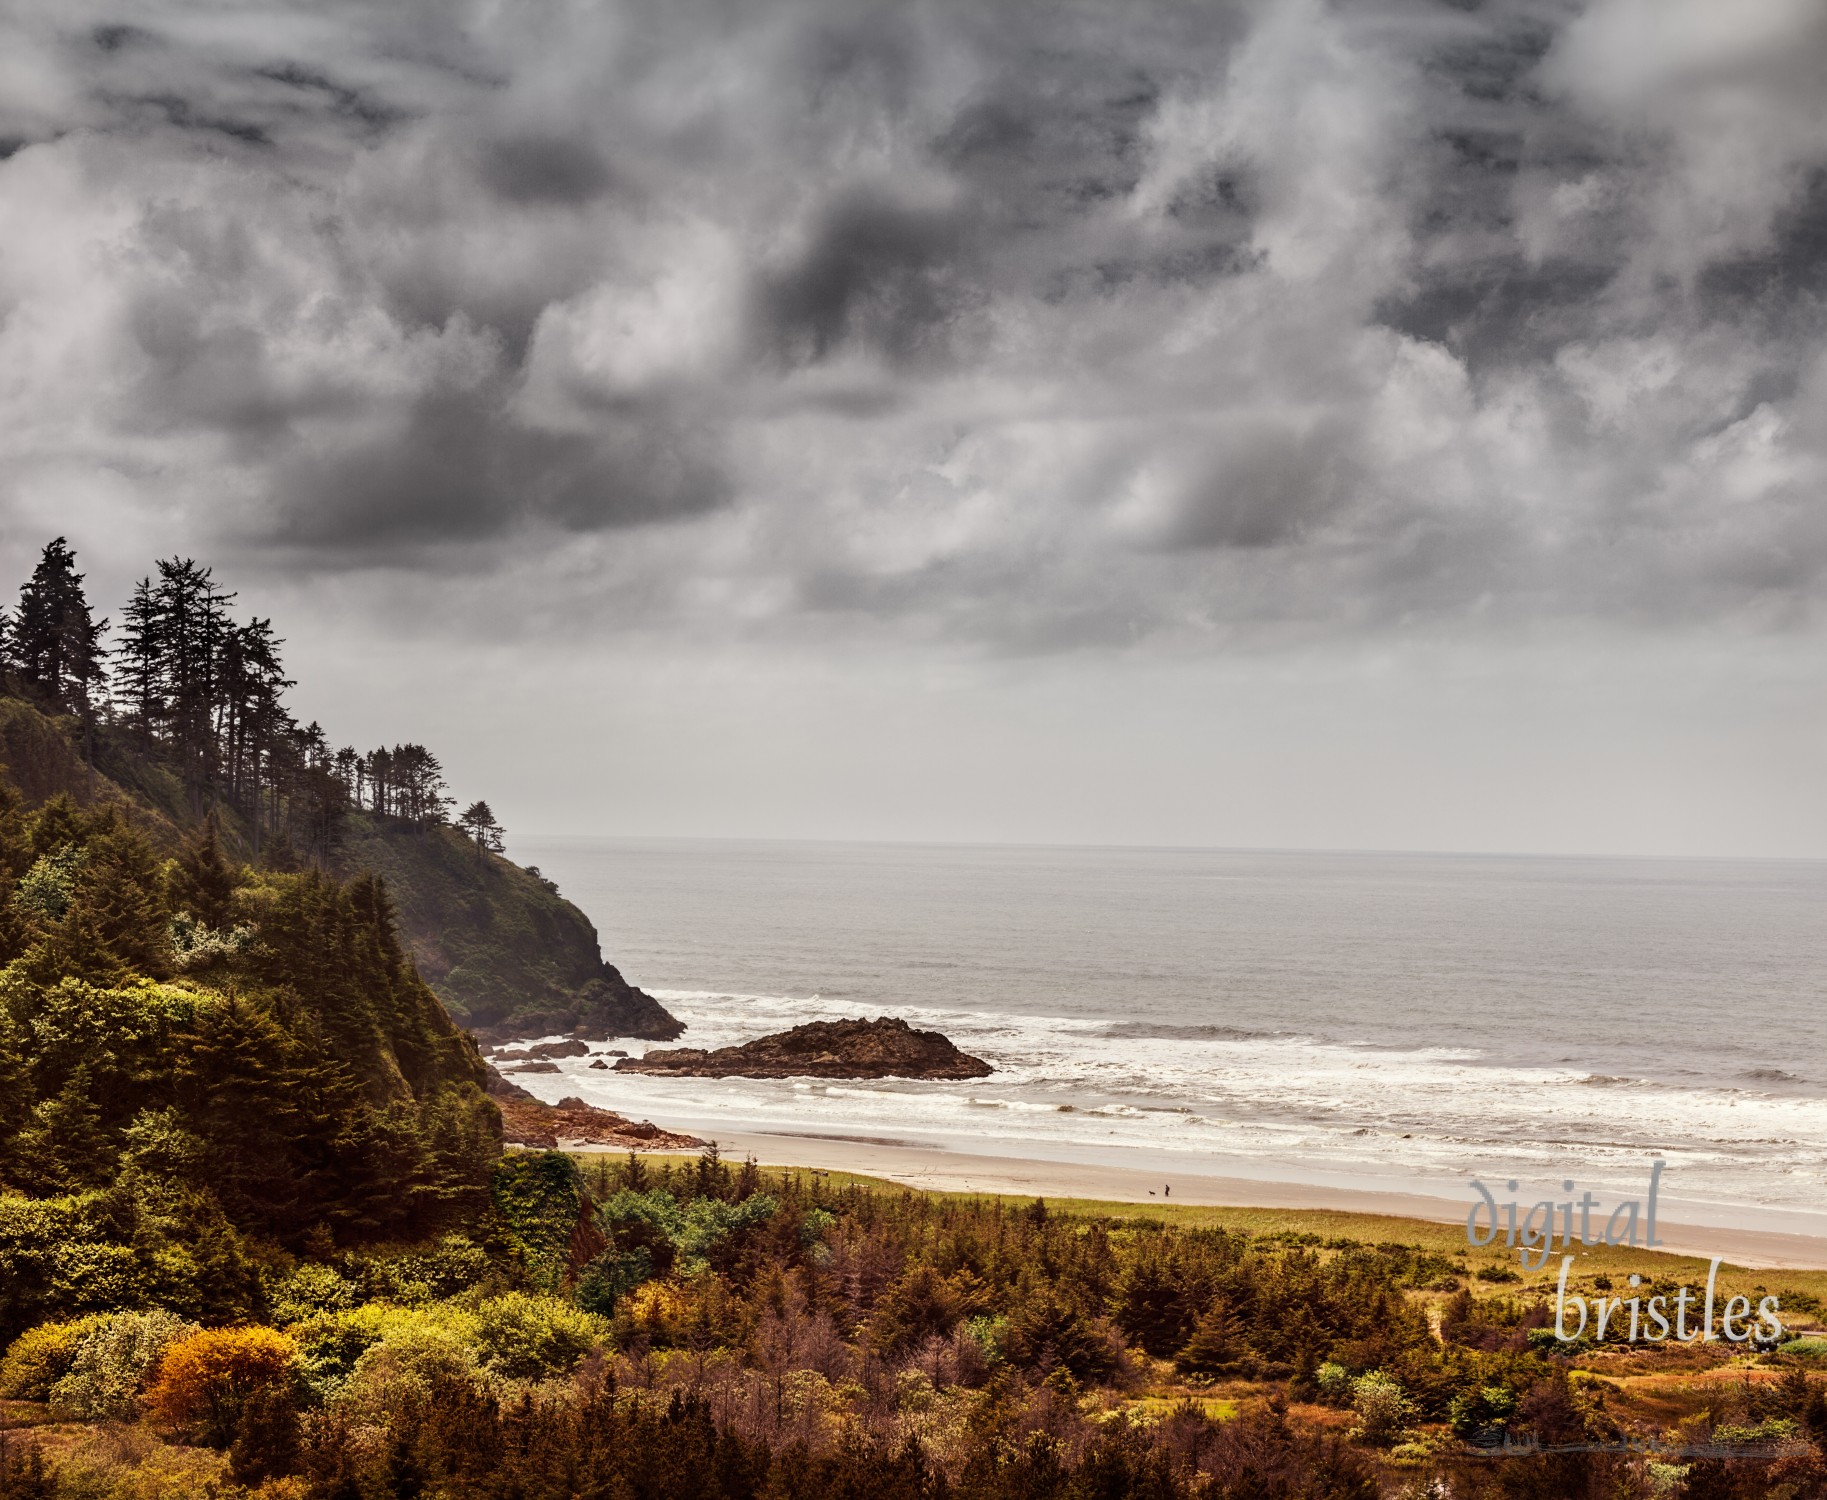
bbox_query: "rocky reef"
[614,1016,992,1080]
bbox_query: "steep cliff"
[333,817,683,1041]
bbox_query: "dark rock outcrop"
[485,1063,538,1101]
[491,1039,591,1061]
[615,1016,992,1080]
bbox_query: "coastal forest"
[0,539,680,1044]
[0,541,1825,1497]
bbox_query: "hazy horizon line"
[507,831,1827,867]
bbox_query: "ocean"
[509,838,1827,1233]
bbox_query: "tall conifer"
[170,812,238,930]
[9,538,108,716]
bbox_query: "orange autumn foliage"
[144,1326,297,1443]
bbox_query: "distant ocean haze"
[509,838,1827,1229]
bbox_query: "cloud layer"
[2,0,1825,650]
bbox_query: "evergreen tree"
[13,905,127,988]
[457,801,506,863]
[153,558,236,809]
[0,771,32,881]
[115,575,165,745]
[1112,1243,1192,1356]
[385,744,450,823]
[26,794,86,862]
[1177,1297,1247,1375]
[169,812,238,930]
[69,821,173,977]
[11,1067,116,1194]
[8,538,108,715]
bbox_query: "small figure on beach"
[1164,1184,1171,1198]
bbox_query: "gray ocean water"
[510,838,1827,1228]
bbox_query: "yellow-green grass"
[579,1153,1827,1313]
[1114,1394,1239,1423]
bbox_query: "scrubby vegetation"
[5,1131,1827,1496]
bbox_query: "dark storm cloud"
[758,188,973,366]
[2,0,1826,645]
[271,394,729,551]
[478,136,616,205]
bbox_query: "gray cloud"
[0,0,1823,649]
[478,136,616,205]
[757,187,974,367]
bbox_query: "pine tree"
[388,744,450,824]
[0,771,32,880]
[26,794,86,862]
[457,801,505,864]
[11,1066,116,1194]
[1111,1244,1191,1356]
[8,538,108,715]
[13,904,126,987]
[115,576,166,745]
[70,821,173,976]
[151,558,236,811]
[1177,1297,1247,1375]
[169,813,238,930]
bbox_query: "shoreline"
[589,1128,1827,1271]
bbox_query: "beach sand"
[633,1129,1827,1272]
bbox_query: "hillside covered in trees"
[0,539,680,1041]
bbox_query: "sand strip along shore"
[564,1128,1827,1272]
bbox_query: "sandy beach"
[627,1129,1827,1271]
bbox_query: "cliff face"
[0,698,683,1043]
[332,818,684,1041]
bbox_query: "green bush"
[594,1188,780,1280]
[1350,1370,1411,1446]
[0,1192,160,1340]
[1448,1383,1517,1438]
[51,1308,199,1420]
[15,846,88,919]
[1713,1416,1799,1446]
[335,1317,486,1427]
[471,1292,608,1380]
[266,1261,361,1326]
[353,1234,495,1305]
[290,1304,477,1396]
[0,1315,109,1399]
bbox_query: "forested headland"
[0,540,1825,1498]
[0,539,679,1042]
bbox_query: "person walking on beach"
[1164,1184,1170,1198]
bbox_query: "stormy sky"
[2,0,1825,855]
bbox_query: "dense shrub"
[470,1292,607,1379]
[289,1303,479,1397]
[50,1308,198,1420]
[0,1314,108,1399]
[143,1325,298,1446]
[334,1316,489,1434]
[1350,1368,1412,1446]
